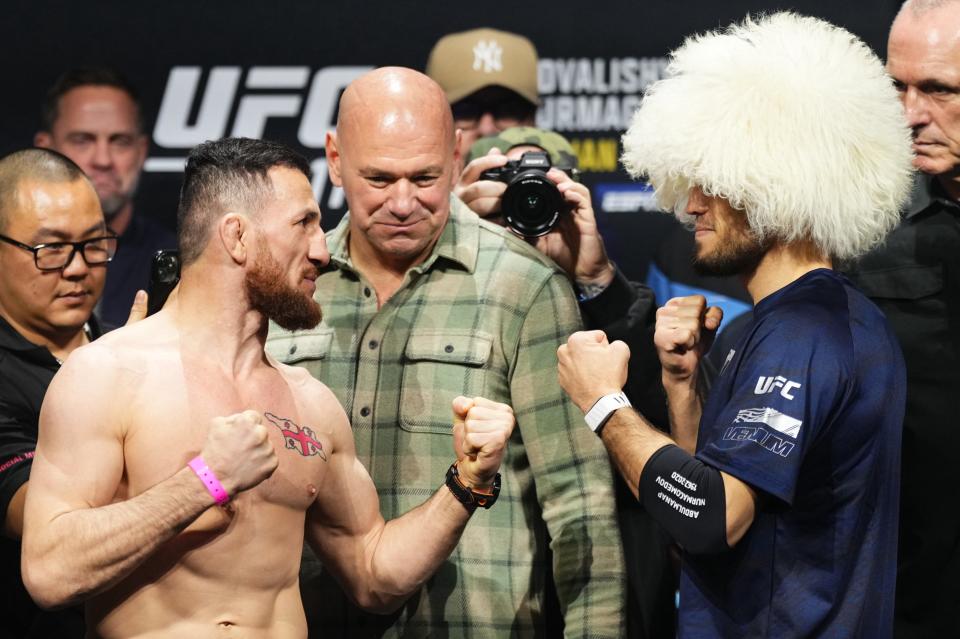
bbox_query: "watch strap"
[584,391,631,434]
[445,462,501,512]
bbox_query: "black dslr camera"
[480,151,563,238]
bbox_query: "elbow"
[351,588,408,615]
[724,512,754,549]
[22,555,87,609]
[23,568,71,610]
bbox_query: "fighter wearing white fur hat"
[557,12,913,637]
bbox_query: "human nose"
[91,138,113,169]
[387,180,416,218]
[477,112,500,136]
[309,230,330,268]
[685,186,709,216]
[60,245,91,278]
[902,86,932,129]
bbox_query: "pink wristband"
[188,456,230,505]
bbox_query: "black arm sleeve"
[639,444,729,555]
[579,265,668,427]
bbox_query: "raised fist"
[654,295,723,384]
[200,410,278,496]
[557,330,630,413]
[451,396,515,489]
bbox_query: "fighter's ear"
[34,131,53,148]
[326,131,343,187]
[218,212,254,265]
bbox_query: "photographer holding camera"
[458,127,666,422]
[457,126,676,639]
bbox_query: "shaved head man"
[35,68,177,327]
[329,68,459,281]
[843,1,960,635]
[21,137,515,638]
[0,148,115,636]
[270,68,625,637]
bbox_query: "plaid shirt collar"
[325,195,481,277]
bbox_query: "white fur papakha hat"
[621,12,914,260]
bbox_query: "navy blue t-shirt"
[679,269,904,638]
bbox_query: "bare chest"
[120,360,333,513]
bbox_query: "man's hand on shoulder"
[454,149,508,220]
[200,411,278,496]
[450,396,515,489]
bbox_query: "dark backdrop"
[1,0,901,281]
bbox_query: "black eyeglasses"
[0,233,119,271]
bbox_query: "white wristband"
[584,392,631,435]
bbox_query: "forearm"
[663,376,703,453]
[23,467,214,608]
[356,486,470,612]
[601,408,677,500]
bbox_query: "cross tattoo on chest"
[264,412,328,461]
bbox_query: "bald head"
[336,67,456,153]
[898,0,960,18]
[0,148,91,232]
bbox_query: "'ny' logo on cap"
[473,40,503,73]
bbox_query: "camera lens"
[502,172,562,237]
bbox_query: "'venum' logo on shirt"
[721,407,803,458]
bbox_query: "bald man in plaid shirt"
[268,67,625,637]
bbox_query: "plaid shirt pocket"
[266,328,334,365]
[399,329,493,434]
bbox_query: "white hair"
[621,12,914,260]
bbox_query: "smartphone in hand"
[147,249,180,316]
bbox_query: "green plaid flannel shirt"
[267,197,625,637]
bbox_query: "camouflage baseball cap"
[426,28,539,105]
[466,126,579,171]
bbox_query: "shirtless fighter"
[20,137,515,638]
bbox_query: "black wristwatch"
[445,462,501,513]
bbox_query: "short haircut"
[177,137,312,265]
[621,12,913,261]
[40,67,143,133]
[0,148,90,232]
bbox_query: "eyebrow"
[31,221,108,243]
[359,165,445,177]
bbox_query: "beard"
[245,242,322,331]
[693,231,771,278]
[97,174,140,222]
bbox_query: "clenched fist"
[200,410,279,496]
[451,396,515,489]
[557,330,630,413]
[654,295,723,385]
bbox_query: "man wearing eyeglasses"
[34,67,177,328]
[0,147,126,636]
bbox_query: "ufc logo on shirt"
[754,375,801,400]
